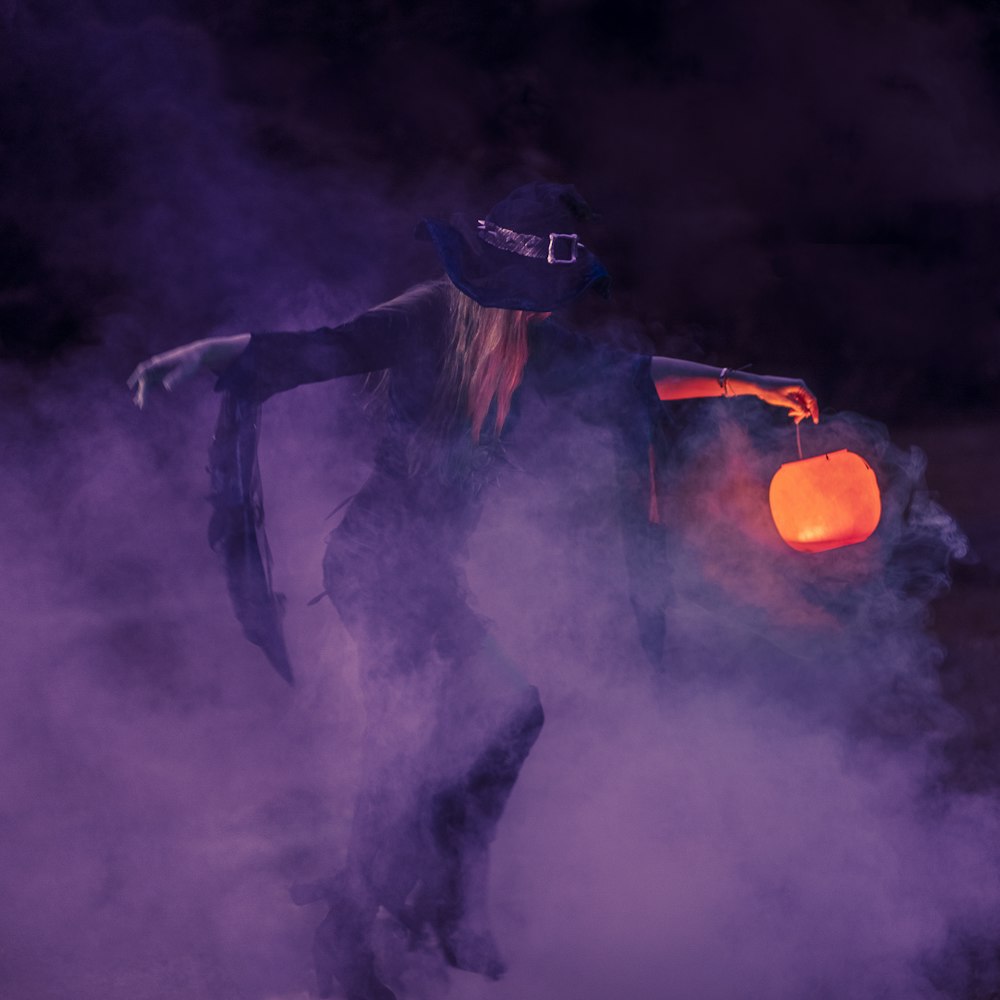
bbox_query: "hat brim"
[416,215,610,311]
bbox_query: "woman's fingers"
[792,383,820,424]
[128,346,204,409]
[784,388,808,421]
[127,356,174,409]
[755,377,819,424]
[127,361,153,409]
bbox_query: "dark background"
[4,0,1000,421]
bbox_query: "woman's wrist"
[202,334,251,374]
[721,370,760,398]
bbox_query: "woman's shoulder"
[369,277,451,319]
[354,277,451,358]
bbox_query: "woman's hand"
[731,372,819,424]
[128,334,249,409]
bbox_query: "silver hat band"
[477,219,582,265]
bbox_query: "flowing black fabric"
[207,390,293,684]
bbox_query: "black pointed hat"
[416,182,611,311]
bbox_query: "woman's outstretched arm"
[128,335,250,409]
[129,281,446,409]
[650,356,819,423]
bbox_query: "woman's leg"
[306,695,548,1000]
[316,522,544,991]
[310,874,395,1000]
[423,684,545,977]
[303,753,423,999]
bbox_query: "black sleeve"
[529,319,653,408]
[215,280,447,402]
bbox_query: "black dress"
[214,277,669,998]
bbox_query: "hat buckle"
[547,232,578,265]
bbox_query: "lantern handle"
[795,418,804,460]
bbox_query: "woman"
[129,183,818,1000]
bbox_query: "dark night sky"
[2,0,1000,423]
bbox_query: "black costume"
[208,187,671,1000]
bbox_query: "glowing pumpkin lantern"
[769,449,881,553]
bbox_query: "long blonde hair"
[437,283,536,443]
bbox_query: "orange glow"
[769,449,881,553]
